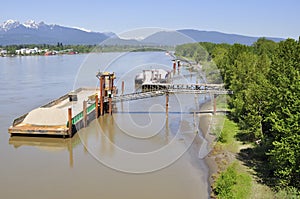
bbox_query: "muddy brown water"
[0,52,214,199]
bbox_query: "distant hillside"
[0,20,285,46]
[142,29,285,46]
[0,20,110,45]
[142,31,195,46]
[101,37,142,46]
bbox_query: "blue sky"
[1,0,299,39]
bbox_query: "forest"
[176,38,300,193]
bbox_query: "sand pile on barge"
[22,108,67,126]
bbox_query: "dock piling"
[95,94,99,118]
[108,76,112,115]
[177,60,180,67]
[100,76,104,116]
[173,60,176,71]
[83,100,87,127]
[121,81,124,95]
[173,60,176,76]
[108,76,114,115]
[213,94,217,114]
[111,76,115,97]
[68,108,72,138]
[166,92,169,117]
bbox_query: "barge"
[9,72,116,137]
[135,69,171,91]
[8,88,99,137]
[135,69,170,84]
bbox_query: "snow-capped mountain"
[22,20,41,29]
[0,19,112,45]
[0,20,48,32]
[0,19,284,46]
[0,19,20,31]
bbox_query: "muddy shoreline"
[197,99,219,196]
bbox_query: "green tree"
[269,134,300,188]
[265,38,300,188]
[253,37,278,56]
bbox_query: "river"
[0,52,211,199]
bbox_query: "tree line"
[176,38,300,191]
[1,44,174,55]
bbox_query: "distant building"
[0,49,8,56]
[15,48,27,55]
[15,47,42,55]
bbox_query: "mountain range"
[0,20,285,46]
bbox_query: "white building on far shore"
[15,47,42,55]
[0,49,8,56]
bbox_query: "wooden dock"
[141,83,232,94]
[112,91,165,102]
[8,82,231,137]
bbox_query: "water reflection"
[9,134,82,168]
[0,52,221,199]
[51,86,206,173]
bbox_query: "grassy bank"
[210,116,300,198]
[209,117,280,199]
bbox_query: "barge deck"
[8,88,99,137]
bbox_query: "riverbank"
[199,98,278,198]
[198,100,221,188]
[1,45,174,57]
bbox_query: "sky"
[1,0,299,39]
